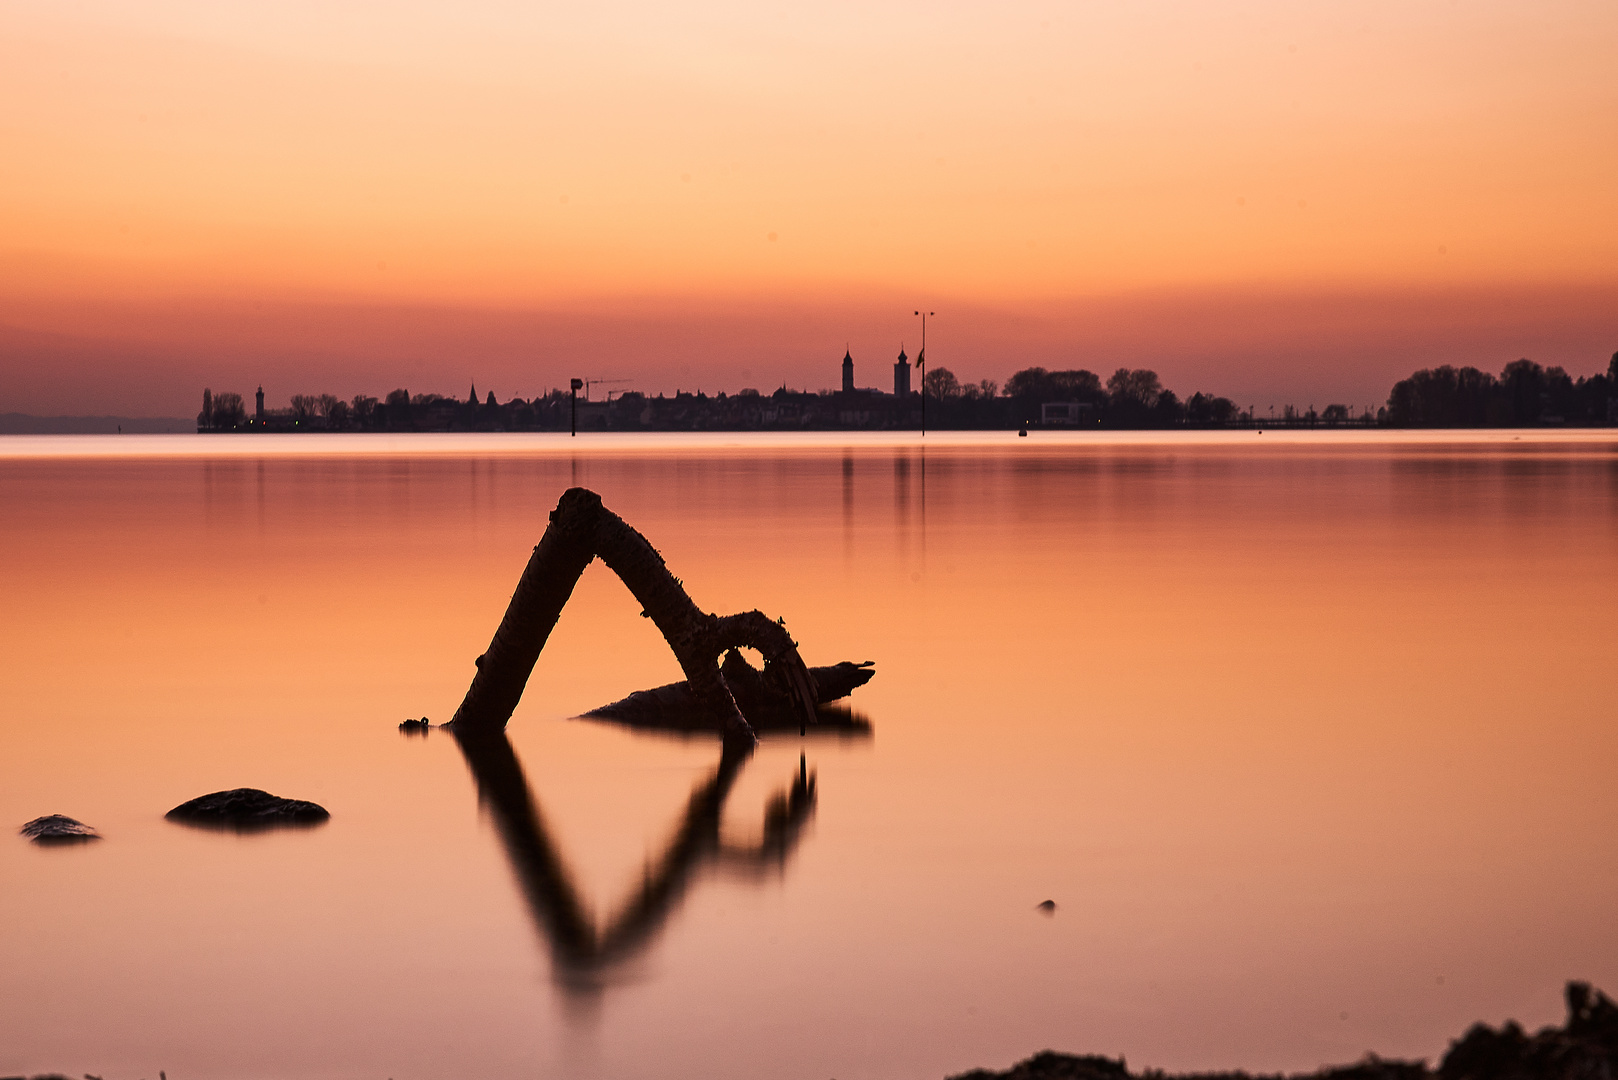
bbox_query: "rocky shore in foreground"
[951,982,1617,1080]
[6,982,1610,1080]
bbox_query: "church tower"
[893,348,911,398]
[255,386,265,422]
[842,349,855,393]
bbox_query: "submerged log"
[451,487,844,744]
[582,654,875,733]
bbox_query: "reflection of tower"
[842,349,855,393]
[894,451,910,560]
[893,348,910,398]
[842,452,855,563]
[255,386,265,422]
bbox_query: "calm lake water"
[3,431,1616,1080]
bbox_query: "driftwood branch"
[450,487,821,743]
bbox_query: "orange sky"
[2,0,1615,414]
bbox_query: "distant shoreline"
[0,413,192,435]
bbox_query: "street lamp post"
[914,310,933,436]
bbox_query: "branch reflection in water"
[450,709,871,998]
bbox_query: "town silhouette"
[196,349,1618,433]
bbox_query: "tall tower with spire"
[893,348,911,398]
[842,349,855,394]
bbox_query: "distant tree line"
[1385,355,1618,427]
[198,389,248,430]
[912,365,1245,428]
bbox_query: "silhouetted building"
[255,387,264,422]
[842,350,855,394]
[1041,401,1093,426]
[894,348,910,398]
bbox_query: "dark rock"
[19,815,100,844]
[1439,981,1618,1080]
[952,983,1618,1080]
[399,716,431,734]
[1314,1057,1431,1080]
[951,1051,1130,1080]
[165,788,329,829]
[950,1050,1431,1080]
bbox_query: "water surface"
[2,431,1616,1079]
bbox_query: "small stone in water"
[20,814,101,844]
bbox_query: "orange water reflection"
[1,434,1616,1079]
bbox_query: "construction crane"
[579,377,630,402]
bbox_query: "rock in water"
[19,814,101,844]
[166,788,329,828]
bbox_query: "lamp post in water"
[914,310,933,436]
[570,378,584,436]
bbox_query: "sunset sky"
[2,0,1615,415]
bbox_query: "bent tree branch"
[450,487,818,743]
